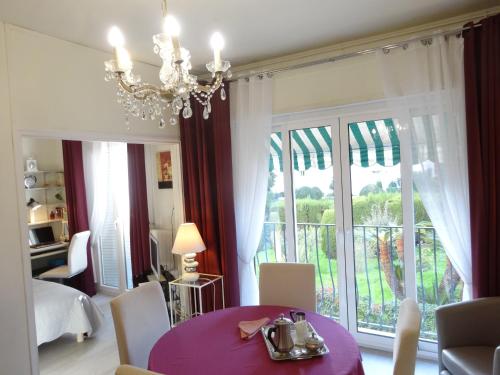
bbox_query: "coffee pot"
[267,314,294,353]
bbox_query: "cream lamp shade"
[172,223,206,282]
[172,223,206,255]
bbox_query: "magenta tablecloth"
[149,305,365,375]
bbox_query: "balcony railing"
[254,221,463,341]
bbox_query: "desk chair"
[39,230,90,280]
[111,281,171,369]
[393,298,421,375]
[259,263,316,311]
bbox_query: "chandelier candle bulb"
[116,47,132,72]
[107,26,131,71]
[163,15,181,61]
[210,32,225,71]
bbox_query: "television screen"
[150,234,160,279]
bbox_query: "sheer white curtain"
[83,142,131,288]
[83,141,108,280]
[230,76,273,305]
[376,36,472,299]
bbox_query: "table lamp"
[172,223,206,282]
[27,198,42,210]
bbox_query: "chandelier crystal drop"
[104,0,231,128]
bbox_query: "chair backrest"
[259,263,316,311]
[67,230,91,275]
[110,281,171,368]
[115,364,162,375]
[393,298,421,375]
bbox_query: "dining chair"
[393,298,421,375]
[259,262,316,311]
[115,365,162,375]
[39,230,91,280]
[110,281,171,369]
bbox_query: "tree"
[310,187,324,200]
[359,181,384,196]
[295,186,324,200]
[386,178,401,193]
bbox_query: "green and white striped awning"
[269,119,400,172]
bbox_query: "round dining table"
[148,305,365,375]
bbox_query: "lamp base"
[182,253,200,282]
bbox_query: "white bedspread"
[32,279,104,346]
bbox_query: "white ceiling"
[0,0,495,70]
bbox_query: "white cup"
[294,320,309,345]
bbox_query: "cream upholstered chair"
[111,281,170,369]
[436,297,500,375]
[393,298,421,375]
[39,230,90,280]
[259,263,316,311]
[115,365,162,375]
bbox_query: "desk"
[31,242,69,276]
[30,242,68,260]
[148,305,365,375]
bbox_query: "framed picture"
[156,151,173,189]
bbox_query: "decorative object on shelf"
[26,198,42,211]
[172,223,206,282]
[26,158,38,172]
[104,0,231,128]
[55,207,65,219]
[156,151,173,189]
[54,192,64,201]
[24,175,37,189]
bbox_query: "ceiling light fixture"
[104,0,231,128]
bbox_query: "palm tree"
[364,202,405,299]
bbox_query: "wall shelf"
[28,219,67,227]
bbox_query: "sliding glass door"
[256,107,464,352]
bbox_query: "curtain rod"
[232,21,484,81]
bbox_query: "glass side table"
[168,273,224,326]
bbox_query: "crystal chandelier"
[104,0,231,128]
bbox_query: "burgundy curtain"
[180,89,240,308]
[62,140,96,296]
[127,144,151,286]
[464,14,500,298]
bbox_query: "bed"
[32,278,104,346]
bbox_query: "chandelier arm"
[118,77,174,101]
[195,73,223,94]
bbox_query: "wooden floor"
[38,294,438,375]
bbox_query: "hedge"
[269,192,430,226]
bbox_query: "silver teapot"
[267,314,294,353]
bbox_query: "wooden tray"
[261,321,330,361]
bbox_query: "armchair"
[436,297,500,375]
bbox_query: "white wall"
[0,22,179,374]
[144,143,184,269]
[272,53,384,114]
[0,22,33,375]
[21,138,63,171]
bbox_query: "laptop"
[29,226,57,248]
